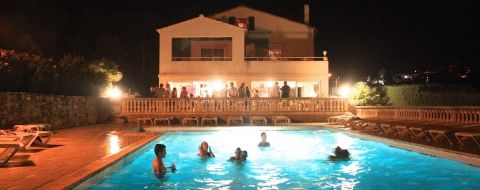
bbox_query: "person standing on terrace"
[238,82,246,98]
[165,83,172,98]
[171,87,178,98]
[228,82,237,97]
[156,83,165,98]
[180,86,188,98]
[246,86,251,97]
[281,81,291,98]
[271,82,280,98]
[220,84,228,97]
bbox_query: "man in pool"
[229,147,248,161]
[198,141,215,158]
[258,132,270,147]
[152,144,176,176]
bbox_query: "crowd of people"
[151,81,292,98]
[152,132,350,176]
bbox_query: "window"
[172,37,232,61]
[201,48,224,58]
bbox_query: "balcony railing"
[117,98,348,115]
[170,57,327,62]
[244,57,327,61]
[356,106,480,124]
[172,57,232,61]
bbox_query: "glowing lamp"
[338,85,352,98]
[106,86,122,99]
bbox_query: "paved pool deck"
[1,122,480,190]
[0,123,158,190]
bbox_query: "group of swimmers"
[152,132,349,176]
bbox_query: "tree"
[349,82,388,106]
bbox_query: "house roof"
[156,14,246,33]
[209,5,315,30]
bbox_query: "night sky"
[1,0,479,93]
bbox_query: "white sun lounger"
[0,133,37,150]
[0,142,21,167]
[272,116,291,125]
[154,117,173,126]
[137,118,154,126]
[183,117,200,126]
[201,117,218,126]
[13,124,53,144]
[455,131,480,150]
[250,116,267,126]
[227,116,243,126]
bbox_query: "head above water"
[154,144,166,157]
[200,141,209,150]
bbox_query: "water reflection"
[107,132,121,155]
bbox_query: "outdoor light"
[106,86,122,99]
[212,81,223,91]
[338,85,352,98]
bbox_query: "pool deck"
[0,123,158,190]
[1,122,480,190]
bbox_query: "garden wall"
[0,92,112,129]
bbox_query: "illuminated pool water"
[87,129,480,189]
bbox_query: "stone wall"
[0,92,112,129]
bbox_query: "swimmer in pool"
[152,144,176,176]
[258,132,270,147]
[198,141,215,158]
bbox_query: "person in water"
[328,146,350,160]
[229,147,248,161]
[152,144,176,176]
[258,132,270,147]
[198,141,215,158]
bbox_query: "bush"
[385,85,480,106]
[350,82,388,106]
[0,49,112,96]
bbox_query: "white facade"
[156,6,329,98]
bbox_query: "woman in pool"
[258,132,270,147]
[198,141,215,158]
[229,147,248,161]
[152,144,176,176]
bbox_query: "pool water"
[88,129,480,189]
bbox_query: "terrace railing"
[118,98,348,115]
[356,106,480,125]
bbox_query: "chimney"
[304,4,310,24]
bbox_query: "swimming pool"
[85,128,480,189]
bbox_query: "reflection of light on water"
[108,133,120,155]
[335,133,354,149]
[194,178,232,188]
[342,162,362,175]
[206,163,227,175]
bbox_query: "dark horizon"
[1,0,479,93]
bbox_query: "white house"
[156,5,329,97]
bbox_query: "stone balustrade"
[356,106,480,124]
[118,98,349,115]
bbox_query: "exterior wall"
[210,6,315,57]
[0,92,112,129]
[158,16,245,85]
